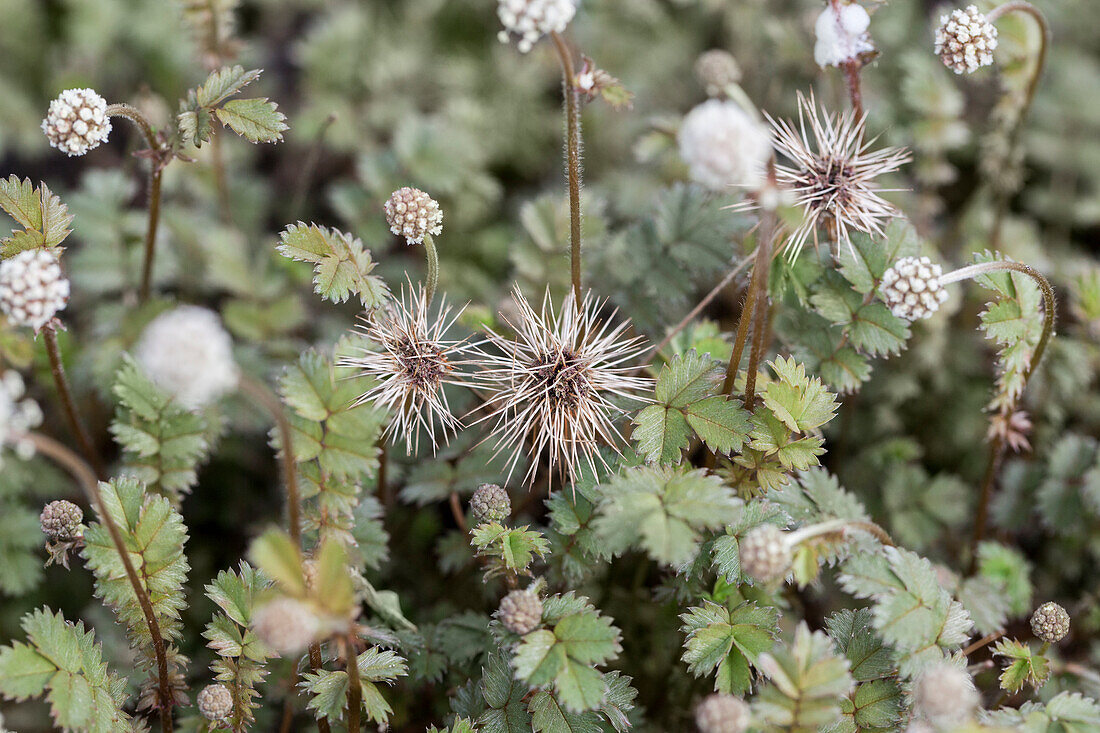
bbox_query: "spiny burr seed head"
[912,662,979,727]
[935,6,998,75]
[694,50,742,97]
[42,88,112,156]
[384,187,443,245]
[251,597,320,655]
[1031,602,1070,643]
[497,0,578,54]
[197,683,234,721]
[0,249,71,331]
[739,524,791,585]
[498,590,543,635]
[40,500,83,542]
[880,256,949,321]
[694,693,751,733]
[470,483,511,526]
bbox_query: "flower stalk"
[42,326,105,477]
[550,30,583,305]
[239,375,302,548]
[343,636,362,733]
[423,233,440,304]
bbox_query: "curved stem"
[450,491,468,534]
[422,234,440,304]
[42,327,105,477]
[107,103,165,304]
[787,518,896,548]
[344,637,362,733]
[27,432,174,733]
[550,31,583,306]
[239,376,302,549]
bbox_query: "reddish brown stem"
[550,31,583,306]
[240,376,302,549]
[42,327,105,477]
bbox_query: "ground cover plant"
[1,0,1099,731]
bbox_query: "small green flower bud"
[498,590,543,635]
[470,483,511,526]
[1031,601,1070,643]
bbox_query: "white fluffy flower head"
[0,249,71,331]
[134,305,239,409]
[497,0,578,53]
[42,88,112,157]
[338,285,481,454]
[475,288,651,486]
[251,597,321,655]
[880,256,949,321]
[814,3,875,68]
[912,662,980,727]
[935,6,998,74]
[0,370,43,463]
[678,99,772,193]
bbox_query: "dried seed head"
[40,500,83,542]
[679,99,772,193]
[749,92,910,258]
[1030,602,1070,643]
[475,289,651,486]
[694,693,751,733]
[739,524,792,584]
[339,285,480,454]
[0,249,71,331]
[384,187,443,245]
[134,306,239,409]
[911,662,979,727]
[42,88,112,156]
[0,370,43,462]
[497,0,578,53]
[470,483,511,526]
[197,683,234,722]
[694,50,742,97]
[813,2,874,68]
[880,256,949,321]
[251,597,321,655]
[498,590,543,635]
[935,6,998,74]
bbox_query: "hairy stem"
[741,211,777,411]
[27,432,174,733]
[308,644,332,733]
[42,327,105,477]
[787,518,896,548]
[550,31,583,305]
[239,376,302,548]
[829,0,865,117]
[423,233,440,304]
[344,637,362,733]
[107,104,164,304]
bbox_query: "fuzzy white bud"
[0,250,71,331]
[935,6,998,75]
[911,662,979,727]
[42,88,112,157]
[497,0,578,53]
[739,524,792,584]
[813,3,874,68]
[251,598,321,655]
[880,256,949,321]
[134,306,239,409]
[0,370,42,463]
[694,693,751,733]
[384,187,443,245]
[197,683,234,721]
[678,99,772,193]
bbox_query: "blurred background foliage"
[1,0,1098,729]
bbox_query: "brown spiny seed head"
[42,88,112,156]
[739,524,791,584]
[197,683,234,721]
[384,187,443,245]
[880,256,949,321]
[498,590,543,635]
[40,500,83,542]
[470,483,511,525]
[1031,602,1070,643]
[935,6,998,74]
[251,597,320,655]
[694,693,751,733]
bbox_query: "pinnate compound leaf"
[680,601,780,694]
[277,223,389,308]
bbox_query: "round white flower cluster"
[41,88,112,157]
[911,663,980,727]
[0,249,71,331]
[251,597,321,655]
[694,50,742,97]
[694,693,751,733]
[739,524,792,584]
[813,3,874,68]
[678,99,772,192]
[880,256,949,321]
[497,0,578,54]
[384,187,443,245]
[935,6,998,74]
[134,306,239,409]
[0,370,43,462]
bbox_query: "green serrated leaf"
[216,97,288,142]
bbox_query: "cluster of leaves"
[178,65,288,147]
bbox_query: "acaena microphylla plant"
[1,1,1098,732]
